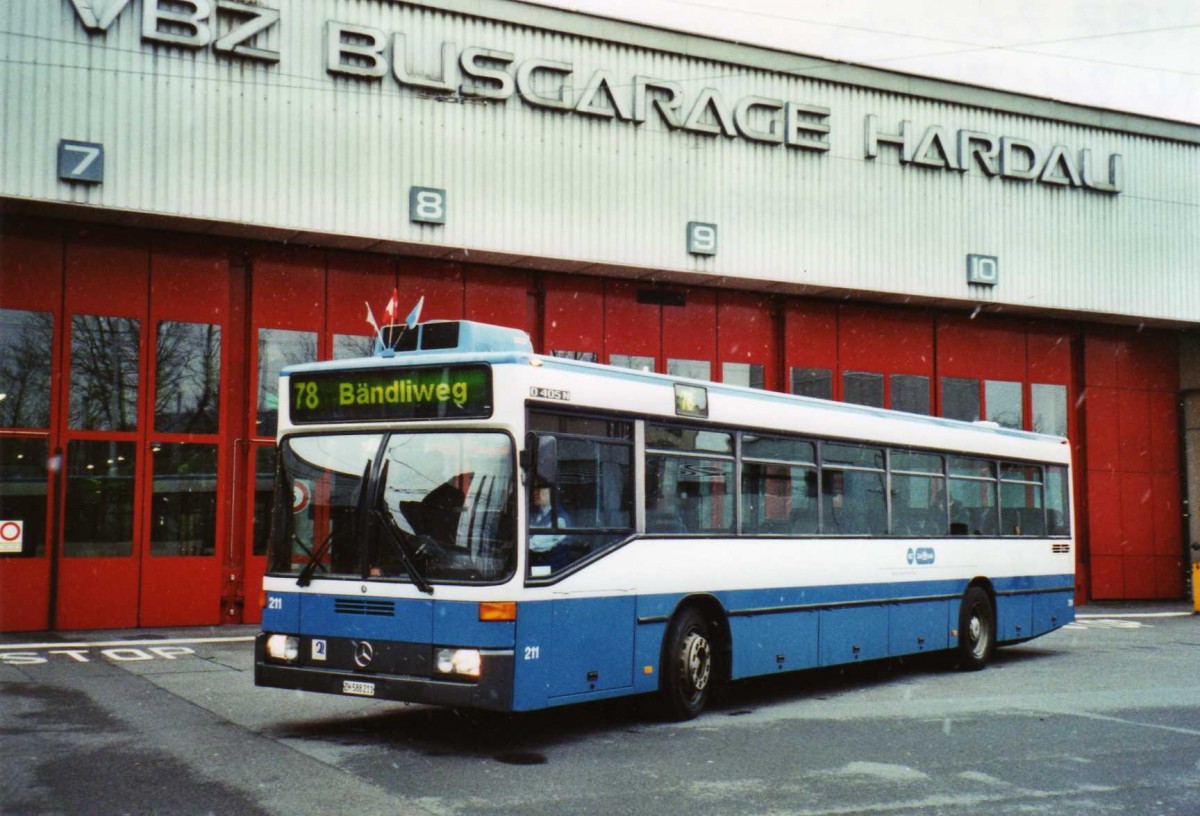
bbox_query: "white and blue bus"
[255,319,1075,719]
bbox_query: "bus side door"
[546,592,635,699]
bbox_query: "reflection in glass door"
[56,314,143,628]
[139,320,224,626]
[0,307,56,631]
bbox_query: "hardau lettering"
[339,379,470,408]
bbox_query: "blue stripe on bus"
[264,577,1073,712]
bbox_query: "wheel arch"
[965,576,997,612]
[664,594,732,685]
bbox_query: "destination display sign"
[288,364,492,424]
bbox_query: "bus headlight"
[266,634,300,663]
[435,648,481,678]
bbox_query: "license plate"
[342,680,376,697]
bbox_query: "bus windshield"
[268,432,515,585]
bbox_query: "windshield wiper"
[372,461,434,595]
[296,461,373,587]
[296,526,335,587]
[374,508,435,595]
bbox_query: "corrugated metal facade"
[2,0,1198,324]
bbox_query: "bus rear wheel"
[660,607,714,721]
[956,586,995,671]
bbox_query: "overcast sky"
[525,0,1200,125]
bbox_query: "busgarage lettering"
[325,25,833,152]
[67,3,1123,192]
[864,115,1122,194]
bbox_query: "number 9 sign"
[687,222,718,256]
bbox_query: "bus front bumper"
[254,634,515,711]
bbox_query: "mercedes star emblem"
[353,640,375,669]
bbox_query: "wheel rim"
[968,606,989,659]
[682,629,711,694]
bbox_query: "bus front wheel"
[956,586,995,671]
[660,607,714,721]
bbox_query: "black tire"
[659,607,715,721]
[956,586,995,671]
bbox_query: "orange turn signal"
[259,590,268,610]
[479,601,517,622]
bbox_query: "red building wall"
[1082,330,1183,599]
[0,218,1187,631]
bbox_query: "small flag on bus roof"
[384,288,399,323]
[405,296,425,329]
[364,301,381,338]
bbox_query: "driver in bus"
[529,486,573,567]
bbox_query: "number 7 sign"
[57,139,105,184]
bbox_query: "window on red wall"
[0,308,54,429]
[1032,384,1068,436]
[985,380,1023,429]
[942,377,980,422]
[891,374,931,415]
[790,368,833,400]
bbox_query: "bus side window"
[527,418,634,578]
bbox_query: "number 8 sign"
[409,187,447,225]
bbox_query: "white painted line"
[0,636,255,651]
[1076,612,1193,620]
[1058,709,1200,738]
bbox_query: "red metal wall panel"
[840,306,932,375]
[1082,329,1183,600]
[0,220,64,310]
[717,292,776,390]
[399,260,464,321]
[65,227,150,317]
[543,275,604,358]
[250,247,325,331]
[1119,472,1155,556]
[149,235,228,321]
[1148,391,1179,473]
[1084,334,1120,388]
[465,266,530,331]
[783,300,838,396]
[1026,329,1072,384]
[326,252,397,338]
[841,306,932,409]
[1086,470,1123,557]
[1123,556,1158,598]
[1117,390,1152,473]
[663,288,715,368]
[1083,387,1121,473]
[1155,555,1185,598]
[935,316,1027,381]
[1090,556,1124,598]
[604,281,660,367]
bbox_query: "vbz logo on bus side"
[907,547,936,566]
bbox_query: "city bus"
[255,318,1075,720]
